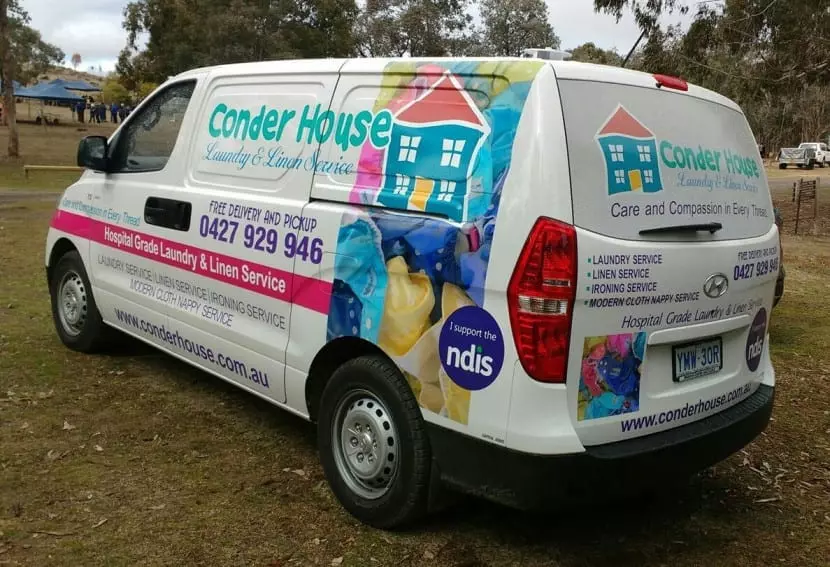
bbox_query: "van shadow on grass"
[101,336,756,567]
[98,333,318,443]
[420,472,753,566]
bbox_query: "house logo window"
[398,135,421,163]
[596,105,663,195]
[437,180,456,202]
[394,174,412,195]
[441,139,466,168]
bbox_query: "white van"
[46,58,778,528]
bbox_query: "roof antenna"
[622,29,647,68]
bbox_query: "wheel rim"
[57,270,88,337]
[331,389,399,500]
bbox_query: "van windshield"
[558,79,773,241]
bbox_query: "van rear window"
[558,79,773,241]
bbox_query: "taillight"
[653,74,689,91]
[507,217,577,383]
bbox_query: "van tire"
[779,164,786,169]
[317,354,431,529]
[49,250,110,353]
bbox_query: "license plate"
[672,338,723,383]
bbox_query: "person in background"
[118,103,126,122]
[76,100,85,123]
[87,99,95,123]
[110,102,119,123]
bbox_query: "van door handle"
[144,197,192,232]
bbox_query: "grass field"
[0,117,115,191]
[1,124,829,566]
[0,198,827,566]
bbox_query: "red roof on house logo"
[598,105,653,138]
[395,72,487,128]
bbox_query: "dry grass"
[0,124,828,566]
[0,203,828,566]
[769,175,829,237]
[0,122,116,191]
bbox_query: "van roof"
[550,61,741,112]
[171,57,742,114]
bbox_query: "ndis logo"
[439,306,505,391]
[446,343,494,377]
[745,307,767,372]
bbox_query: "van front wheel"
[317,355,432,529]
[49,250,110,353]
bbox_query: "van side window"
[110,81,196,173]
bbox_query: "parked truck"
[778,142,826,169]
[798,142,829,167]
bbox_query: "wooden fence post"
[795,178,802,235]
[815,176,820,226]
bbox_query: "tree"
[101,74,129,104]
[480,0,558,57]
[118,0,359,84]
[569,42,623,66]
[593,0,688,33]
[636,1,830,150]
[4,9,63,85]
[0,0,63,157]
[71,52,81,69]
[137,81,157,100]
[0,0,19,157]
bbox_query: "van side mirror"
[77,136,108,172]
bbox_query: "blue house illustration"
[376,72,490,221]
[596,105,663,195]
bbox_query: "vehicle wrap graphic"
[49,209,331,314]
[326,61,542,425]
[578,332,646,421]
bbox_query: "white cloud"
[22,0,127,73]
[547,0,694,53]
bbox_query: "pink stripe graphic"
[51,210,332,315]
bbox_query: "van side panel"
[292,59,545,443]
[491,66,586,454]
[181,70,341,403]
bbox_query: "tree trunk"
[0,0,20,157]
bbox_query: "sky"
[22,0,694,76]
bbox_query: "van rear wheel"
[49,250,110,353]
[317,354,432,529]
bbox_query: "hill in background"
[33,66,103,88]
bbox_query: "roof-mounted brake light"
[653,74,688,91]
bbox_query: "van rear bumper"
[427,384,774,509]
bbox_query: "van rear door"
[553,64,777,445]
